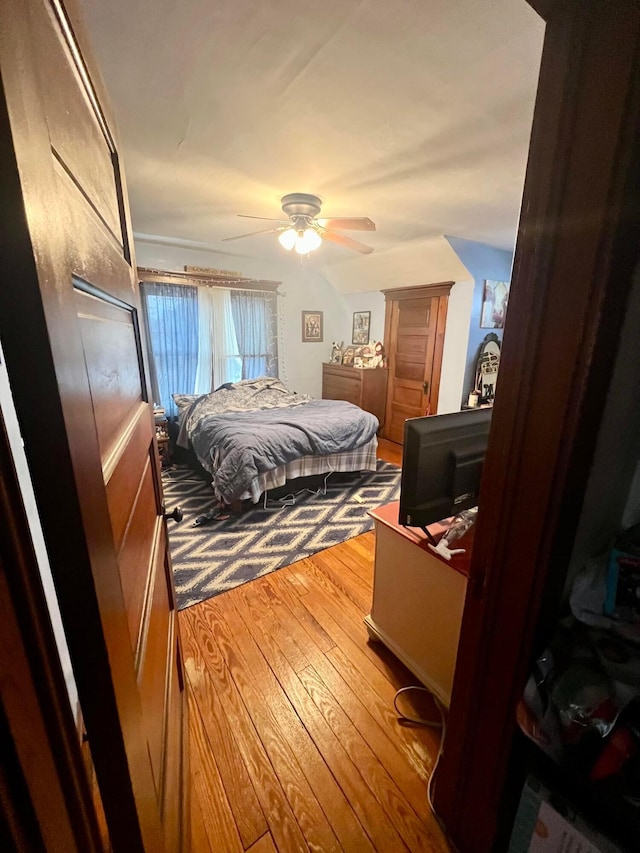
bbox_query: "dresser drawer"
[323,374,361,405]
[323,363,361,381]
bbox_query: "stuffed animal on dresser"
[330,341,344,364]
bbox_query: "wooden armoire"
[382,282,452,444]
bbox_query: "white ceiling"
[79,0,544,270]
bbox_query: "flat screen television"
[399,408,492,543]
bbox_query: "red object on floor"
[589,726,637,781]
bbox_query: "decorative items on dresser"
[155,418,170,467]
[154,406,171,468]
[322,362,388,429]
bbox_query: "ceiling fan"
[222,193,375,255]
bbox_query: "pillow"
[172,393,202,412]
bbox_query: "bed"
[174,377,379,504]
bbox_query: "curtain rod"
[137,267,282,293]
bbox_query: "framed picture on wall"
[352,311,371,344]
[480,280,510,329]
[302,310,323,342]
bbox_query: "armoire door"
[382,283,452,444]
[0,1,187,851]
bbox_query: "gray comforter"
[182,381,378,502]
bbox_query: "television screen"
[399,408,492,537]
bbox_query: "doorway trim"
[432,1,640,849]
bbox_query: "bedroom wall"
[342,291,386,347]
[446,236,514,406]
[438,280,475,414]
[326,237,474,415]
[339,283,473,415]
[134,238,350,398]
[134,235,477,413]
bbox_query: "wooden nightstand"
[155,418,170,468]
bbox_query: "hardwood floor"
[377,437,403,467]
[180,437,450,852]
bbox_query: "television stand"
[366,501,473,707]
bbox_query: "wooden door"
[0,1,187,851]
[382,283,452,444]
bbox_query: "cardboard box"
[508,777,621,853]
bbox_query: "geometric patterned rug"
[162,461,401,610]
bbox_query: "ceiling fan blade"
[237,214,288,222]
[319,229,373,254]
[316,217,376,231]
[222,226,286,242]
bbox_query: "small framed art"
[352,310,371,345]
[302,310,323,342]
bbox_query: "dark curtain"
[140,282,198,417]
[230,290,278,379]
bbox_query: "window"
[231,290,278,380]
[140,281,279,417]
[140,283,198,417]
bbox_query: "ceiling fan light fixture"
[228,193,375,255]
[294,227,322,254]
[278,227,297,251]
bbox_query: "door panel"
[75,287,144,458]
[119,462,159,652]
[105,405,153,549]
[394,358,427,382]
[162,634,184,851]
[39,0,125,245]
[392,386,423,409]
[0,1,186,850]
[138,553,172,797]
[55,157,134,301]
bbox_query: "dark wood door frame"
[433,1,640,849]
[0,411,103,851]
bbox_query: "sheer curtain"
[141,282,278,416]
[140,282,198,417]
[231,290,278,379]
[194,287,242,393]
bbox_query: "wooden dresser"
[322,363,388,428]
